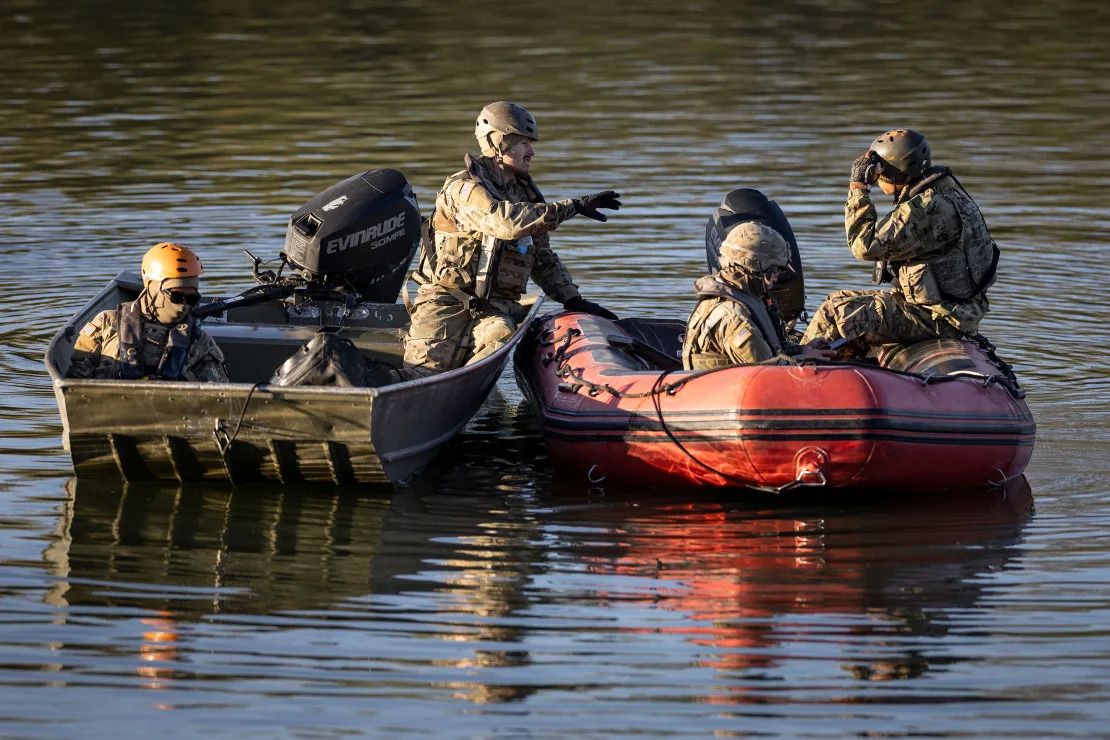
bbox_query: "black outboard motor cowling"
[705,188,807,322]
[282,169,421,303]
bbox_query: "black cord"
[648,368,757,489]
[216,381,264,454]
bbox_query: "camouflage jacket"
[418,154,581,304]
[682,274,795,370]
[846,167,998,333]
[68,302,229,382]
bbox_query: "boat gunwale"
[530,313,1030,401]
[46,271,544,397]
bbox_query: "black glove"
[564,295,619,321]
[574,190,622,222]
[850,150,882,185]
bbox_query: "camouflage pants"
[402,298,518,376]
[801,289,964,345]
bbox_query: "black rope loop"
[971,333,1026,399]
[214,381,265,454]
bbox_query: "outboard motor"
[282,169,421,303]
[705,188,807,323]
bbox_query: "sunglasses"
[162,289,201,306]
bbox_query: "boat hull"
[46,272,541,485]
[515,312,1036,492]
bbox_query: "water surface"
[1,1,1108,736]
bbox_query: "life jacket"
[892,167,1000,305]
[682,274,783,369]
[418,154,542,302]
[115,299,197,380]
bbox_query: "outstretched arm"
[447,179,578,240]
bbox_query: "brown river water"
[1,1,1108,736]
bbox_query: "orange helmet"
[141,242,204,282]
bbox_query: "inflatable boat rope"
[543,327,1025,401]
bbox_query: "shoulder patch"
[79,323,97,336]
[730,327,753,351]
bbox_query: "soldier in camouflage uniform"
[402,101,622,376]
[802,129,999,349]
[683,223,831,369]
[68,242,228,382]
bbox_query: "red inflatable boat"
[514,312,1035,492]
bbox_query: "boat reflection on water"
[556,477,1033,693]
[42,467,1033,706]
[42,471,544,704]
[46,479,394,614]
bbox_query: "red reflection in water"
[138,610,178,697]
[583,481,1033,685]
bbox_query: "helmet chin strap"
[484,132,504,160]
[139,285,157,316]
[762,273,778,295]
[482,133,512,181]
[878,176,908,203]
[493,138,522,184]
[893,180,914,204]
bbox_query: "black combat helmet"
[871,129,931,183]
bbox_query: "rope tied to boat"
[547,327,706,400]
[542,327,579,367]
[214,381,264,454]
[971,333,1026,399]
[646,368,813,494]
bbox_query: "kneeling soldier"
[403,101,621,376]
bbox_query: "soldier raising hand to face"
[803,129,1000,351]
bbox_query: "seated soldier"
[802,128,999,350]
[683,223,830,369]
[68,242,228,381]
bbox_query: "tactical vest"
[422,154,541,301]
[682,275,783,369]
[893,168,999,306]
[115,300,197,380]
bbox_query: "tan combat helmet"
[719,223,790,275]
[871,129,931,183]
[475,101,539,155]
